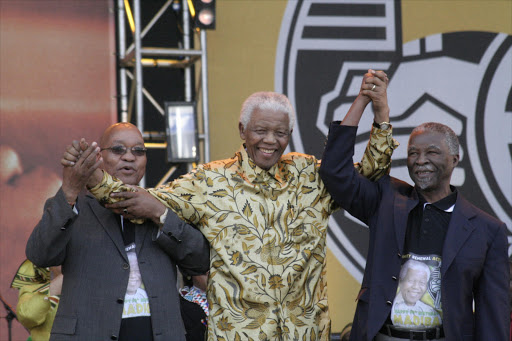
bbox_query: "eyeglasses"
[101,146,147,157]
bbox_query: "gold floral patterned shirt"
[90,126,396,341]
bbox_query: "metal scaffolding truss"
[116,0,210,187]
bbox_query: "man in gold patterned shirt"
[63,80,395,340]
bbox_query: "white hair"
[239,92,295,131]
[399,259,431,282]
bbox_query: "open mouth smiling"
[259,148,276,155]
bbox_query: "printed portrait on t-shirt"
[391,256,443,329]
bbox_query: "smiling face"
[401,268,428,306]
[407,130,459,202]
[100,124,146,185]
[239,108,291,170]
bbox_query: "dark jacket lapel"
[135,221,152,256]
[441,195,476,276]
[85,193,128,262]
[393,189,419,255]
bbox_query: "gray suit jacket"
[26,188,210,341]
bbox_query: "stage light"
[193,0,215,30]
[165,102,199,163]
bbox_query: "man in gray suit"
[26,122,210,341]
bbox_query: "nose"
[263,131,277,143]
[415,152,429,165]
[121,149,136,161]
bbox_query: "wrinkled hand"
[360,69,390,123]
[106,187,167,225]
[61,141,102,204]
[61,138,90,167]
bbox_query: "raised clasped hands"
[360,69,390,123]
[60,138,102,204]
[60,138,166,224]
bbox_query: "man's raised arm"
[346,70,397,181]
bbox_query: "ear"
[239,122,246,140]
[452,154,460,168]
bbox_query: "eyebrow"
[111,140,144,145]
[251,126,289,133]
[407,145,442,151]
[427,144,442,151]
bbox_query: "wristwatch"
[373,121,390,130]
[159,208,169,226]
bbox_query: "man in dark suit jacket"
[26,123,210,341]
[319,70,509,341]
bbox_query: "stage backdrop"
[0,0,510,339]
[206,0,512,333]
[0,1,116,339]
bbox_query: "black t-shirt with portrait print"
[387,189,457,330]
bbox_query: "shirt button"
[122,263,129,270]
[397,253,401,258]
[392,276,397,281]
[117,298,124,304]
[425,218,430,222]
[111,335,118,340]
[386,301,392,305]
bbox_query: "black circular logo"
[275,0,512,280]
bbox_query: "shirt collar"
[238,144,286,185]
[417,187,458,212]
